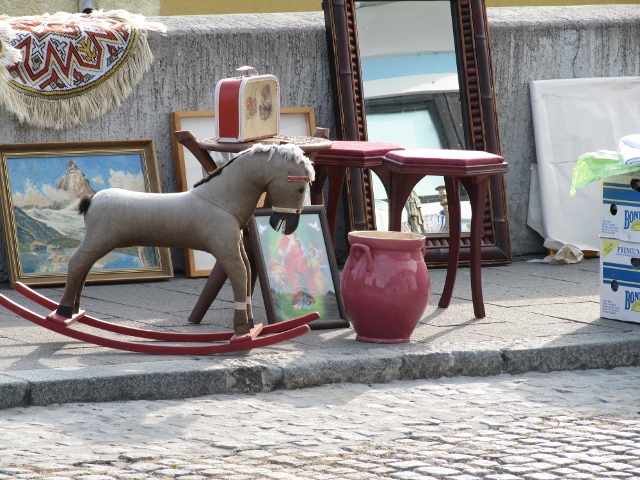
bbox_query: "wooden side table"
[175,131,332,324]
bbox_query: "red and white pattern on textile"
[3,14,138,98]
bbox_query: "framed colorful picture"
[0,140,173,286]
[170,106,317,277]
[249,206,349,329]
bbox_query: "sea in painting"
[8,153,159,275]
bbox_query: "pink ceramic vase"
[341,231,430,343]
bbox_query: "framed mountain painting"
[0,140,173,286]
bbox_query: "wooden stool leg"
[438,176,461,309]
[461,175,490,318]
[313,165,346,244]
[388,172,424,232]
[388,172,404,231]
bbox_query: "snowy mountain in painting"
[55,160,96,204]
[18,161,96,242]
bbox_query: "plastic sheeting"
[528,77,640,252]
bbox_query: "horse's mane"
[193,155,238,188]
[193,143,315,188]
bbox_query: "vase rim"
[348,230,426,249]
[349,231,424,241]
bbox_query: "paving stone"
[389,461,430,470]
[371,467,396,474]
[521,462,555,470]
[573,463,608,473]
[500,465,539,474]
[153,469,192,477]
[530,454,575,466]
[112,475,151,480]
[127,464,165,473]
[390,473,437,480]
[415,466,461,475]
[75,476,117,480]
[603,462,636,471]
[268,456,310,467]
[0,469,32,475]
[498,456,536,464]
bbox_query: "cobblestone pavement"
[1,367,640,479]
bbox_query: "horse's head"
[255,144,315,235]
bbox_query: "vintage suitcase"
[215,66,280,143]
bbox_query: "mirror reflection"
[355,0,470,235]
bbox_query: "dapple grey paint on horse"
[55,144,315,335]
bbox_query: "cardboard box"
[601,173,640,242]
[215,69,280,143]
[600,237,640,323]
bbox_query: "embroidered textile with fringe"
[0,10,166,129]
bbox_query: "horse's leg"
[239,232,254,329]
[57,244,108,318]
[72,269,91,315]
[212,232,250,335]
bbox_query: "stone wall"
[0,13,334,282]
[1,6,640,282]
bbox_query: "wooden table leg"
[312,165,346,245]
[175,130,218,173]
[187,264,228,324]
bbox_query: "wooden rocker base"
[1,282,318,355]
[230,323,264,343]
[46,309,85,326]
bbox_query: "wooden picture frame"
[323,0,512,267]
[0,140,173,286]
[170,107,317,277]
[249,206,349,329]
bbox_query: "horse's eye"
[299,188,304,194]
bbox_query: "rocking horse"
[0,143,321,354]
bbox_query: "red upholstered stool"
[311,141,404,243]
[382,149,508,318]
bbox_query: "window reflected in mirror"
[355,0,471,235]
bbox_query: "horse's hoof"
[46,309,85,327]
[234,324,251,336]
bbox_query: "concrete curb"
[2,332,640,410]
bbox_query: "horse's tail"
[78,195,93,215]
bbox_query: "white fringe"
[92,9,167,35]
[245,143,316,182]
[0,22,21,69]
[0,11,166,130]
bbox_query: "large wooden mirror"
[323,0,511,266]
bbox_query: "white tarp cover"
[529,77,640,252]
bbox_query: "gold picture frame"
[0,140,174,286]
[170,107,317,277]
